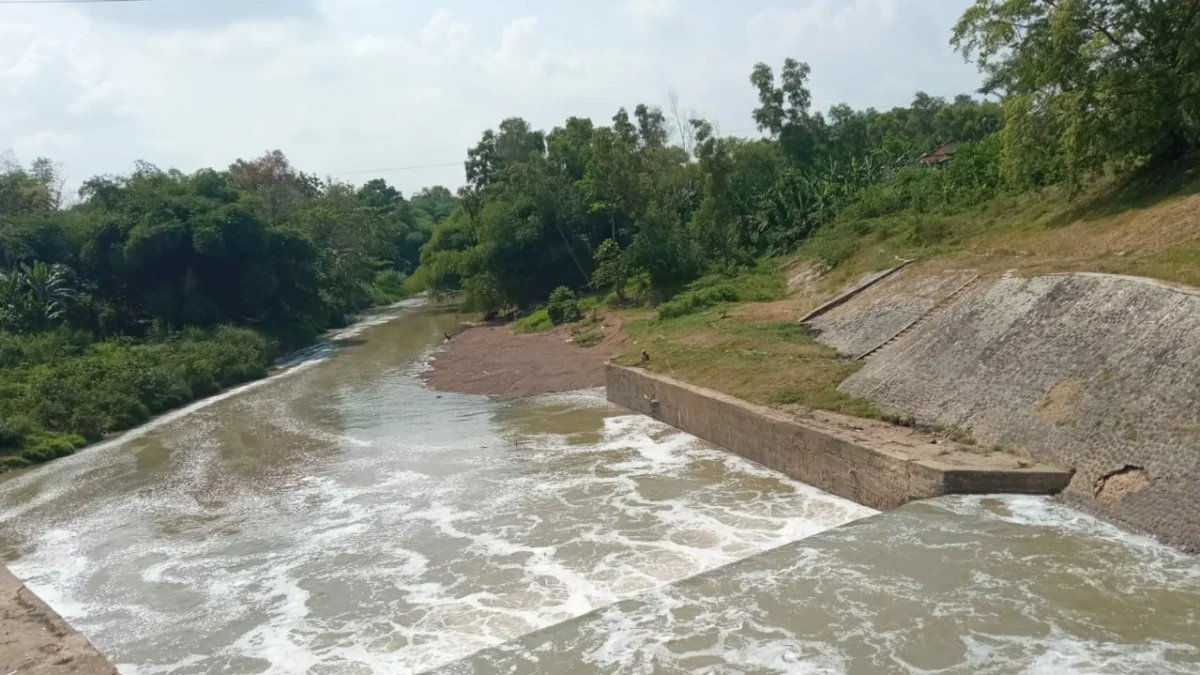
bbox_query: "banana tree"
[0,261,77,333]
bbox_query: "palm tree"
[0,261,76,333]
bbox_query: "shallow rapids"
[0,303,1195,675]
[0,303,870,674]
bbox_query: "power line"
[332,161,463,176]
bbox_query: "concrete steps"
[857,274,981,361]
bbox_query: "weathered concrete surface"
[606,365,1070,511]
[838,272,1200,551]
[795,260,914,325]
[0,567,118,674]
[805,269,980,357]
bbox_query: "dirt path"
[422,315,628,401]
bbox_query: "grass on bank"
[0,327,273,470]
[0,275,415,472]
[610,161,1200,425]
[614,307,880,418]
[796,159,1200,294]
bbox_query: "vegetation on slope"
[404,0,1199,419]
[0,153,459,468]
[4,0,1198,466]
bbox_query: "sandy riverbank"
[421,315,629,400]
[0,567,118,674]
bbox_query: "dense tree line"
[2,0,1195,468]
[1,152,456,342]
[411,72,1004,310]
[412,0,1198,313]
[0,151,456,466]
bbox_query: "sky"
[0,0,983,197]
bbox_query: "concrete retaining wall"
[606,365,1070,511]
[837,272,1200,551]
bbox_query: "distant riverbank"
[422,313,628,400]
[0,300,414,473]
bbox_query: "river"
[0,302,1196,674]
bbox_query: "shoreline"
[0,298,421,477]
[421,314,628,401]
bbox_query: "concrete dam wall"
[606,365,1069,511]
[812,270,1200,552]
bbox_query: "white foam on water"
[0,357,326,524]
[962,630,1200,675]
[3,379,875,674]
[9,301,1197,675]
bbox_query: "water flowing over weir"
[0,303,871,674]
[0,302,1196,675]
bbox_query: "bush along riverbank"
[1,152,458,471]
[0,327,272,469]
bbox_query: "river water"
[0,302,1196,675]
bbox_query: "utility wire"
[332,161,464,176]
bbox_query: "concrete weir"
[0,567,118,674]
[606,364,1071,511]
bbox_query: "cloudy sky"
[1,0,982,196]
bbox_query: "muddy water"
[442,495,1200,674]
[0,303,1196,675]
[0,303,871,674]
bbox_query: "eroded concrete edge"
[0,566,118,674]
[606,364,1070,511]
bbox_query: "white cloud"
[746,0,900,58]
[419,8,472,53]
[621,0,681,24]
[0,0,980,197]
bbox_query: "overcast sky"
[1,0,982,196]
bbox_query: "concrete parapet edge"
[605,364,1071,511]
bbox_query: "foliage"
[590,239,628,300]
[0,151,459,469]
[656,264,787,320]
[0,261,77,333]
[0,326,272,467]
[546,286,582,325]
[953,0,1200,186]
[573,329,603,348]
[512,309,553,334]
[577,296,601,313]
[5,0,1193,468]
[413,52,1015,316]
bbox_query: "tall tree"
[953,0,1200,185]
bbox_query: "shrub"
[806,226,862,272]
[573,330,603,348]
[0,421,22,451]
[512,309,553,334]
[657,283,739,319]
[655,263,786,320]
[577,296,601,313]
[0,325,274,470]
[547,286,581,325]
[371,269,409,305]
